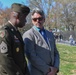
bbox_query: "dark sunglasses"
[32,17,43,21]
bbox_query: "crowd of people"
[53,33,76,46]
[0,3,60,75]
[54,33,63,42]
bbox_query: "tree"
[25,0,54,30]
[0,8,11,26]
[55,0,76,31]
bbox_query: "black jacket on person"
[0,22,29,75]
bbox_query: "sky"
[0,0,28,8]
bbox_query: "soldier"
[0,3,30,75]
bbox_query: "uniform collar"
[8,21,18,31]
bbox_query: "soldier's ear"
[43,18,45,22]
[11,12,19,19]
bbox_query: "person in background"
[69,35,74,45]
[23,8,60,75]
[0,3,30,75]
[58,34,63,42]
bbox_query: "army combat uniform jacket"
[0,22,29,75]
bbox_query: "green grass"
[56,44,76,75]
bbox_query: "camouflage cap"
[11,3,30,15]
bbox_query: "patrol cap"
[11,3,30,16]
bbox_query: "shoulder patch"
[0,30,5,38]
[0,41,8,53]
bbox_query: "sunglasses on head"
[32,17,43,22]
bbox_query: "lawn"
[56,44,76,75]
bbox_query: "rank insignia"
[0,30,5,38]
[0,41,8,53]
[16,47,19,52]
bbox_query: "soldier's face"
[17,14,27,28]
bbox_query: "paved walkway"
[56,40,76,46]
